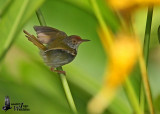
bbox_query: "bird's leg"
[50,67,66,75]
[50,67,54,71]
[54,70,66,75]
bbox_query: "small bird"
[2,96,12,112]
[23,26,90,75]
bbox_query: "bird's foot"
[54,70,66,75]
[50,67,66,75]
[50,67,54,71]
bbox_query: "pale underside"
[40,49,75,68]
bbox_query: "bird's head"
[64,35,90,50]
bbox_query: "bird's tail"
[23,30,47,51]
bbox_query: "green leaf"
[0,0,45,62]
[0,0,12,17]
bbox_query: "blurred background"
[0,0,160,114]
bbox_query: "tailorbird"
[23,26,90,75]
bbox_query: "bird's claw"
[50,67,66,75]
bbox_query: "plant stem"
[143,7,153,64]
[90,0,141,113]
[57,67,78,113]
[36,9,46,26]
[139,53,154,114]
[36,9,77,114]
[140,85,145,114]
[140,7,154,114]
[124,78,142,114]
[90,0,113,50]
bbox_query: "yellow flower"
[88,32,141,114]
[106,34,140,88]
[107,0,160,12]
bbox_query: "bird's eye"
[72,40,76,44]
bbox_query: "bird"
[23,26,90,75]
[2,96,12,112]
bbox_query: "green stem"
[90,0,113,49]
[140,7,154,114]
[124,78,142,114]
[57,67,77,113]
[36,9,46,26]
[90,0,141,113]
[143,7,153,64]
[36,9,77,114]
[140,85,145,114]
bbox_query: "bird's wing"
[34,26,67,44]
[45,47,77,56]
[23,30,47,51]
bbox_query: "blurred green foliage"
[0,0,160,114]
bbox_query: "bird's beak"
[81,39,90,42]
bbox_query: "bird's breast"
[40,49,76,68]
